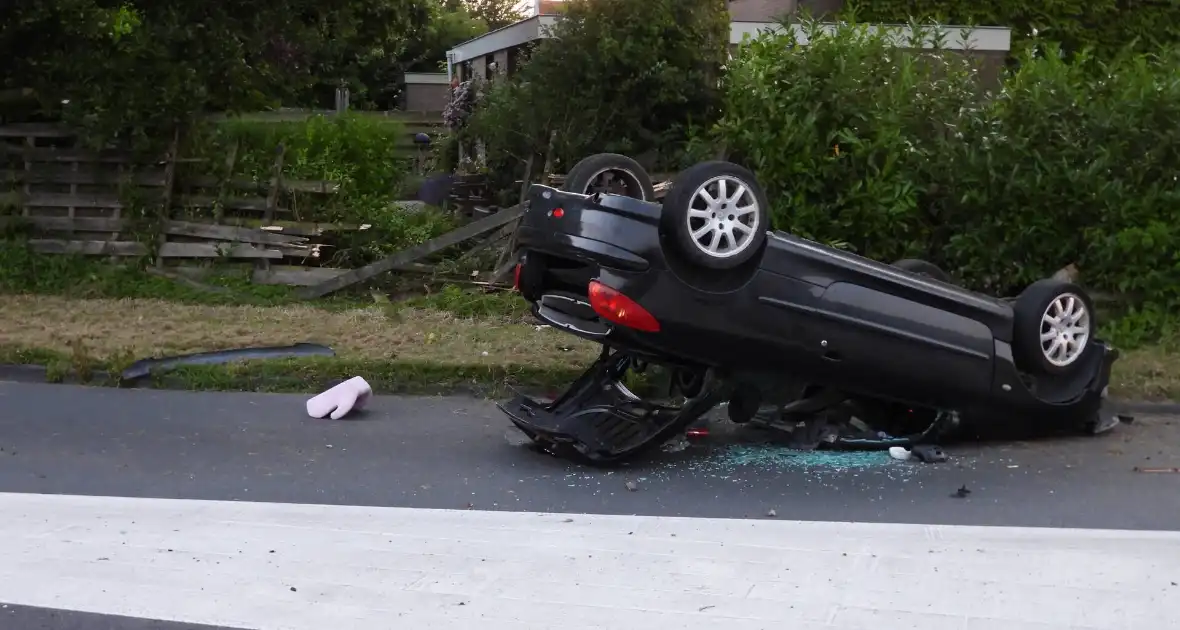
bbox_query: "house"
[444,0,1012,88]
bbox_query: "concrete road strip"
[0,492,1175,629]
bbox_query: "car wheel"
[561,153,655,200]
[672,367,705,399]
[1012,278,1096,376]
[661,161,770,270]
[892,258,952,283]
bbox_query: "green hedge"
[184,113,454,265]
[715,20,1180,342]
[843,0,1180,60]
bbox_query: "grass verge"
[0,294,596,397]
[1,294,1179,401]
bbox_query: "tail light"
[513,263,522,290]
[587,280,660,332]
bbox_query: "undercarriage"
[498,346,1007,465]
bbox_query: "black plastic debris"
[120,343,335,382]
[951,485,971,499]
[752,399,957,452]
[911,444,949,463]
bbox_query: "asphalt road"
[1,381,1178,531]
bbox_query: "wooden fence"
[0,117,671,296]
[0,122,429,285]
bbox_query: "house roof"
[447,16,1012,64]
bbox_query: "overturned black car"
[500,153,1119,464]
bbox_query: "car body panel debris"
[120,342,335,382]
[501,154,1118,466]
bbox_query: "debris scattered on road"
[504,429,533,447]
[717,445,928,477]
[911,444,949,463]
[766,509,777,517]
[1134,467,1180,473]
[624,480,639,492]
[660,435,691,453]
[951,485,971,499]
[888,446,911,461]
[306,376,372,420]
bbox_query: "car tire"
[1012,278,1096,376]
[661,161,770,270]
[561,153,655,200]
[893,258,953,283]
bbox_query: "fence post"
[154,128,180,268]
[213,140,239,224]
[256,143,286,277]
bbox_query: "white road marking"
[0,492,1174,629]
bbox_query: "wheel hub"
[1039,294,1090,367]
[685,175,760,258]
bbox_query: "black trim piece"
[758,296,990,361]
[536,304,611,338]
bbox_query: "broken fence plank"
[253,263,435,287]
[0,216,127,232]
[219,218,365,236]
[0,123,75,139]
[0,144,134,164]
[145,267,235,295]
[176,194,275,213]
[0,216,308,246]
[0,167,167,187]
[485,258,520,284]
[184,175,340,194]
[296,204,526,299]
[20,193,127,209]
[159,242,283,259]
[164,220,309,246]
[254,267,345,286]
[28,239,147,256]
[27,239,283,259]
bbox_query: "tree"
[402,1,490,74]
[465,0,730,181]
[1,0,433,144]
[464,0,527,29]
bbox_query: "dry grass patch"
[2,294,1179,401]
[0,294,598,368]
[1110,345,1180,401]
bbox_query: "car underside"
[499,153,1121,465]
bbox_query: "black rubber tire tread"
[660,160,770,270]
[1012,278,1096,376]
[562,153,655,200]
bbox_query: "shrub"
[941,44,1180,309]
[712,17,1180,343]
[844,0,1180,61]
[186,113,455,265]
[715,19,986,261]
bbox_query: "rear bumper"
[515,226,651,272]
